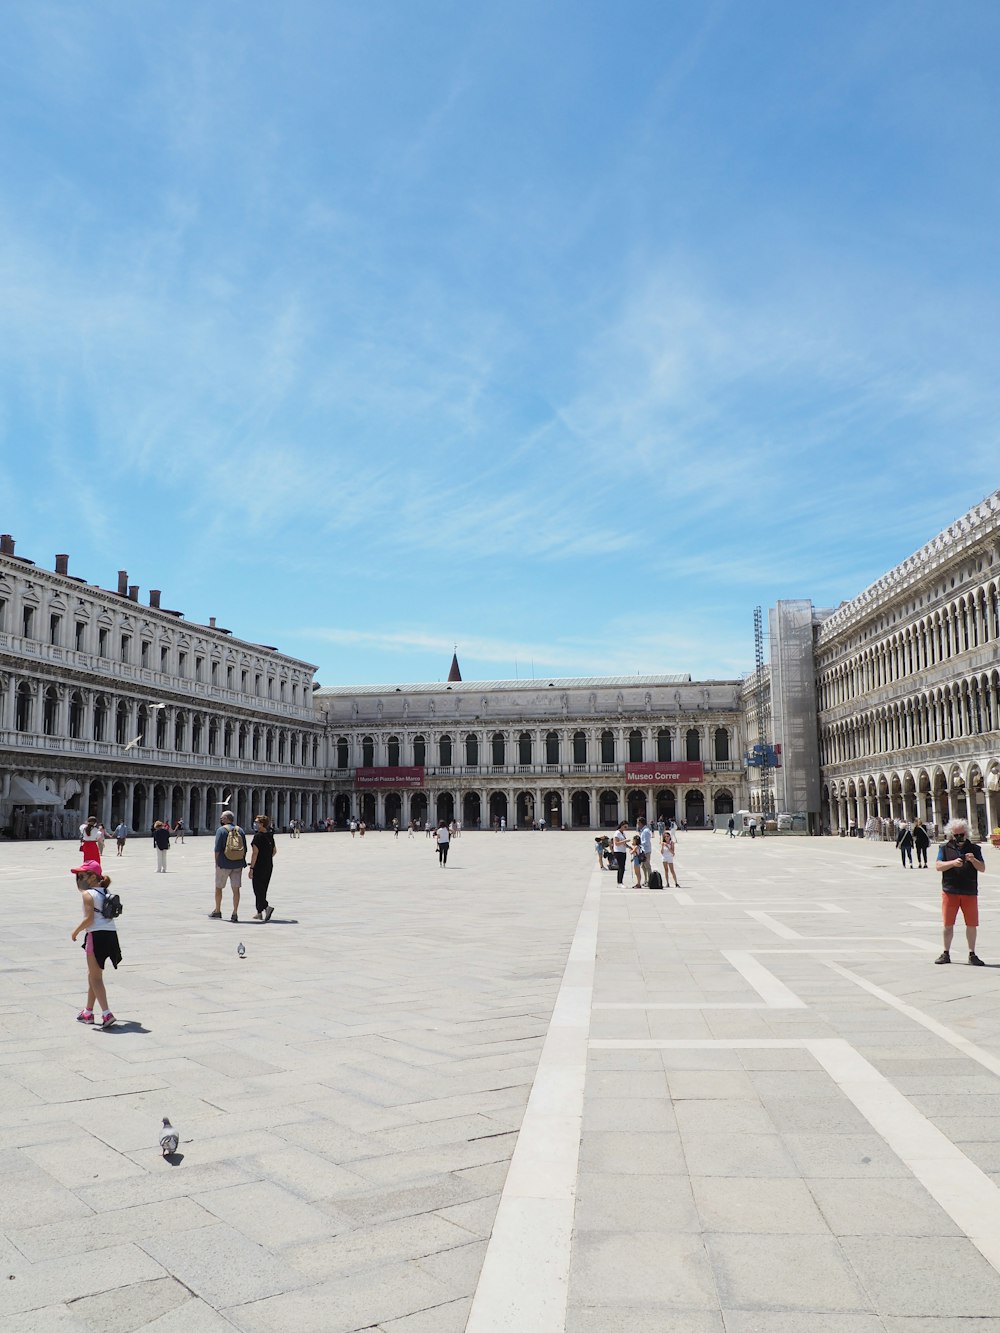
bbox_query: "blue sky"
[3,0,999,686]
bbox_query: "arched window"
[15,682,32,732]
[252,726,261,760]
[714,728,730,762]
[518,731,532,764]
[686,728,701,761]
[208,718,219,755]
[155,708,167,748]
[278,732,286,762]
[174,710,187,751]
[387,735,400,766]
[69,690,84,739]
[439,734,453,766]
[224,721,234,757]
[265,729,274,762]
[573,730,587,764]
[413,734,426,766]
[290,733,299,764]
[238,724,248,758]
[94,695,109,742]
[628,728,643,762]
[492,732,506,765]
[600,730,615,764]
[43,686,59,736]
[192,714,203,752]
[657,728,672,761]
[545,730,559,764]
[117,701,130,745]
[361,735,374,766]
[336,737,349,769]
[465,733,479,766]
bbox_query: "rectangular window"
[196,655,204,680]
[120,635,131,662]
[241,670,248,691]
[75,621,86,651]
[178,651,187,676]
[211,660,219,684]
[160,645,169,669]
[49,614,61,646]
[0,598,6,630]
[227,665,234,687]
[141,640,150,667]
[22,606,34,638]
[98,627,109,657]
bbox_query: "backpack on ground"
[225,825,246,859]
[99,887,123,919]
[648,870,664,891]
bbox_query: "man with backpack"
[212,810,247,922]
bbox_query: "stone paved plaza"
[4,828,1000,1330]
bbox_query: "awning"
[7,776,63,806]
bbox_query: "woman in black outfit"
[912,820,930,868]
[895,822,914,868]
[248,814,276,921]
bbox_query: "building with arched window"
[0,537,326,837]
[316,673,747,829]
[763,490,1000,837]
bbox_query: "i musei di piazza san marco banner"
[354,767,425,789]
[624,762,705,784]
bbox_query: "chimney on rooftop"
[209,617,216,628]
[0,535,14,555]
[55,554,69,575]
[149,589,161,609]
[128,585,139,601]
[117,570,128,596]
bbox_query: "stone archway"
[655,789,676,824]
[516,791,535,829]
[489,792,508,828]
[543,791,562,828]
[360,793,376,825]
[334,793,352,827]
[462,791,481,829]
[627,790,647,825]
[571,791,591,828]
[684,789,705,828]
[436,792,455,825]
[385,793,402,828]
[410,792,428,828]
[599,791,619,828]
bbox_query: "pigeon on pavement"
[237,942,246,958]
[159,1118,179,1158]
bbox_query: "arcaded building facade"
[315,674,749,830]
[0,537,326,838]
[785,491,1000,837]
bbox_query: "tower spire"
[448,648,462,682]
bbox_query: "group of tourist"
[596,817,679,888]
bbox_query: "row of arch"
[335,787,736,829]
[6,680,320,768]
[820,670,1000,764]
[823,761,1000,837]
[818,580,1000,708]
[338,727,733,770]
[73,779,324,834]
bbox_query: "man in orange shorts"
[935,818,986,965]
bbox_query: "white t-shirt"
[612,829,628,851]
[437,825,450,844]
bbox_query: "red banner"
[625,762,704,785]
[354,767,425,789]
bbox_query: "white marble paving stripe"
[466,869,600,1333]
[588,1036,1000,1275]
[721,949,808,1007]
[825,961,1000,1079]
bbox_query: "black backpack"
[98,887,123,920]
[648,870,664,890]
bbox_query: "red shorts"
[942,893,979,928]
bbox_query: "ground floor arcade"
[823,753,1000,839]
[334,780,745,830]
[1,763,327,839]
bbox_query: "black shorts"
[84,931,122,970]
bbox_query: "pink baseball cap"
[71,861,103,876]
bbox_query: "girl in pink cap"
[70,860,121,1027]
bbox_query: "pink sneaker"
[76,1009,94,1024]
[101,1012,117,1028]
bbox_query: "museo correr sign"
[625,762,705,785]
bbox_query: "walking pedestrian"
[638,818,653,885]
[727,816,735,838]
[407,820,415,838]
[436,819,450,867]
[211,811,246,922]
[661,827,680,887]
[249,813,276,922]
[935,818,987,965]
[913,819,930,868]
[79,815,103,867]
[895,823,914,868]
[113,821,129,857]
[71,860,120,1028]
[172,819,185,844]
[595,835,609,870]
[611,821,629,884]
[152,820,170,872]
